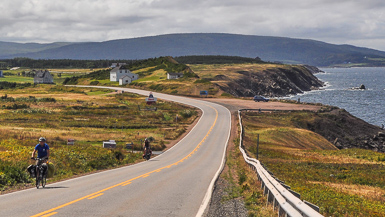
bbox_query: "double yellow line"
[31,105,218,217]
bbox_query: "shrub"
[179,109,196,118]
[194,79,211,84]
[3,103,29,110]
[221,93,233,97]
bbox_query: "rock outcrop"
[350,84,366,90]
[303,108,385,152]
[302,65,325,74]
[211,65,324,97]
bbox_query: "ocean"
[285,67,385,127]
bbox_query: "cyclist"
[143,138,151,158]
[31,137,50,171]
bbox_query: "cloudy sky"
[1,0,385,50]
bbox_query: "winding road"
[0,87,231,217]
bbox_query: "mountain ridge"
[1,33,385,66]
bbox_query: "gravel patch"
[204,177,248,217]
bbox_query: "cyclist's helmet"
[39,137,46,142]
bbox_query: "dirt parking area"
[202,98,321,112]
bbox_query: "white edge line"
[195,105,232,217]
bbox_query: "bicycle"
[143,147,152,160]
[31,157,48,189]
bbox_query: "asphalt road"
[0,87,231,217]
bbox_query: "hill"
[62,56,324,97]
[0,41,74,56]
[2,33,385,66]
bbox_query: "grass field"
[0,84,198,192]
[0,76,34,83]
[0,68,104,85]
[240,111,385,216]
[189,63,284,80]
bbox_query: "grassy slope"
[241,111,385,217]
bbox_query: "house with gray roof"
[110,65,138,82]
[34,70,54,84]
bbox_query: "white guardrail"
[238,109,324,217]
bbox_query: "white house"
[167,72,184,80]
[119,75,132,85]
[110,65,139,82]
[0,70,3,77]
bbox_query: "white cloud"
[0,0,385,50]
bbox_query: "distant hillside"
[2,33,385,66]
[0,41,74,56]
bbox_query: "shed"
[167,72,184,80]
[110,63,126,68]
[119,75,132,85]
[103,140,117,148]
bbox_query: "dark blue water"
[285,67,385,127]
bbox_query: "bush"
[179,109,196,118]
[194,79,211,84]
[0,82,32,90]
[3,103,29,110]
[0,160,30,189]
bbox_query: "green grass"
[0,139,143,191]
[0,76,34,83]
[85,90,112,96]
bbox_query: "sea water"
[285,67,385,127]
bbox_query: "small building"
[167,72,184,80]
[119,75,132,85]
[34,70,54,84]
[110,65,138,82]
[110,63,127,68]
[0,70,3,77]
[103,140,116,148]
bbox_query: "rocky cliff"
[210,65,324,97]
[301,108,385,152]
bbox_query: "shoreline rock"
[305,108,385,153]
[349,84,366,90]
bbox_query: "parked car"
[253,95,269,102]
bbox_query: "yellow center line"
[121,182,132,186]
[87,193,104,200]
[41,212,57,217]
[31,104,218,217]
